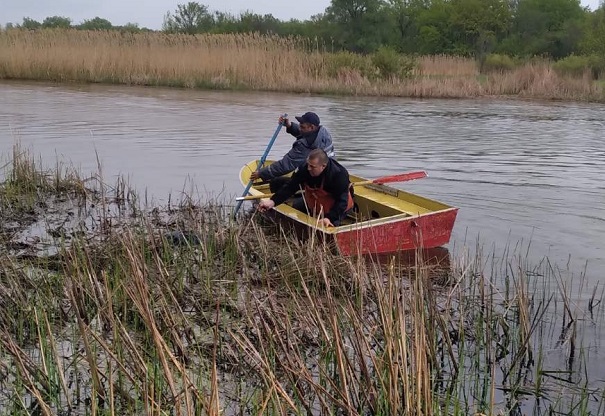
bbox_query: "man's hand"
[279,115,291,128]
[258,199,275,212]
[250,171,260,181]
[320,218,334,227]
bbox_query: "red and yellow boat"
[238,160,458,256]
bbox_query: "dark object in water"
[164,230,202,246]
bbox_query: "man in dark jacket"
[250,112,335,192]
[258,149,353,227]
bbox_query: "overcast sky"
[2,0,602,29]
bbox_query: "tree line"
[4,16,143,33]
[5,0,605,61]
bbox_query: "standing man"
[258,148,353,227]
[250,112,335,192]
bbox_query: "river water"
[1,81,604,290]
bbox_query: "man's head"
[295,112,320,134]
[306,148,329,177]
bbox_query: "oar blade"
[372,170,428,185]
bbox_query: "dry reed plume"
[0,29,603,101]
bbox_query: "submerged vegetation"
[0,29,603,102]
[1,146,604,415]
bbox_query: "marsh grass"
[0,144,93,253]
[1,144,88,201]
[0,148,604,414]
[0,29,603,101]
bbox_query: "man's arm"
[254,122,303,181]
[287,122,301,137]
[257,152,298,181]
[271,167,306,206]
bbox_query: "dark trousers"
[269,176,291,193]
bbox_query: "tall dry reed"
[1,29,603,101]
[416,55,479,77]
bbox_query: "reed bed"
[1,147,604,415]
[416,55,479,77]
[1,29,603,101]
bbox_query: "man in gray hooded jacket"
[250,112,335,192]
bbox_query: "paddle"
[359,170,427,185]
[235,170,428,201]
[233,113,287,217]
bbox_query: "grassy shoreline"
[1,29,604,102]
[1,146,604,414]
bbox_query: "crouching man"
[258,148,354,227]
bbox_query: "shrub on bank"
[482,53,517,72]
[553,54,605,80]
[588,54,605,79]
[371,46,416,79]
[322,51,375,79]
[553,54,592,78]
[322,47,417,81]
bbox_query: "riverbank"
[1,146,604,414]
[1,29,604,102]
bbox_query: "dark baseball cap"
[295,112,320,126]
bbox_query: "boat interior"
[243,160,452,227]
[252,182,425,226]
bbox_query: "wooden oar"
[356,170,427,185]
[235,170,427,201]
[233,113,287,217]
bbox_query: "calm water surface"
[1,81,604,289]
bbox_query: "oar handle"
[236,194,274,201]
[236,189,304,201]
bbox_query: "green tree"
[78,17,113,30]
[120,23,142,33]
[580,7,605,78]
[210,11,289,35]
[211,11,239,33]
[21,17,42,30]
[325,0,391,52]
[163,2,214,34]
[581,7,605,55]
[386,0,430,52]
[42,16,72,28]
[417,25,446,54]
[236,12,281,34]
[279,18,316,38]
[448,0,512,56]
[415,0,455,54]
[327,0,383,22]
[507,0,585,57]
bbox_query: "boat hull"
[239,160,458,256]
[333,208,458,255]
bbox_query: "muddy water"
[1,81,604,289]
